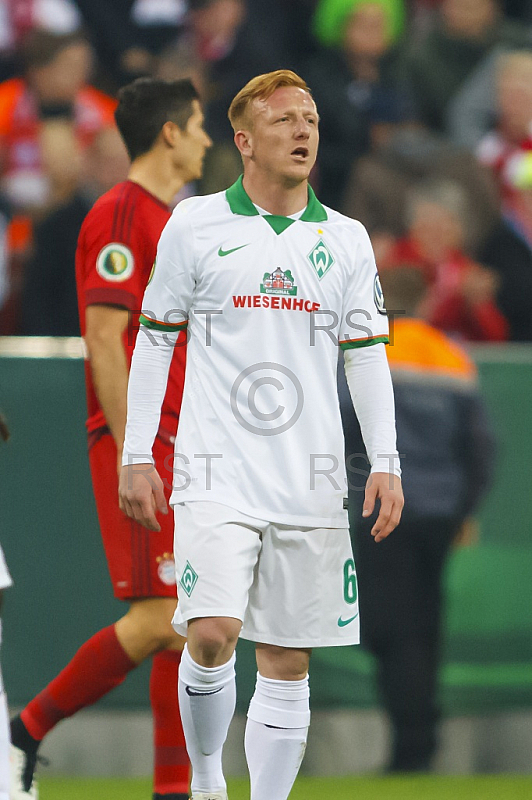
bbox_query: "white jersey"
[124,178,394,528]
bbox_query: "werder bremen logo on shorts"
[179,561,198,597]
[260,267,297,296]
[308,239,334,280]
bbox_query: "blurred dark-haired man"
[10,77,211,800]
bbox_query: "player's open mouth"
[291,147,309,160]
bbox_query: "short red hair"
[228,69,312,131]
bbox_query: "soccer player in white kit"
[119,70,404,800]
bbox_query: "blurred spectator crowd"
[1,0,532,341]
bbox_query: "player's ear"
[161,120,182,148]
[234,129,252,158]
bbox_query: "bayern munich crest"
[156,552,176,586]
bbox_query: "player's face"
[176,100,212,182]
[246,87,319,186]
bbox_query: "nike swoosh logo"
[218,244,249,257]
[185,685,223,697]
[337,613,359,628]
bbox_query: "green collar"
[225,175,327,234]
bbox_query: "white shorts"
[172,501,360,648]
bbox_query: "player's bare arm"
[363,472,404,542]
[118,462,167,532]
[84,304,130,462]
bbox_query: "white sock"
[245,673,310,800]
[178,644,236,794]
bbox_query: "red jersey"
[76,180,186,434]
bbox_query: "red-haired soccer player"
[120,70,403,800]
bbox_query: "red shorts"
[88,428,176,600]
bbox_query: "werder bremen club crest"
[260,267,298,296]
[308,239,335,279]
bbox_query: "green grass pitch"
[40,775,532,800]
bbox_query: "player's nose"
[294,117,311,139]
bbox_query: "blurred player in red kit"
[10,77,212,800]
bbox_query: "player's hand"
[362,472,404,542]
[118,463,168,532]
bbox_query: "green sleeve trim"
[139,314,188,332]
[340,335,389,350]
